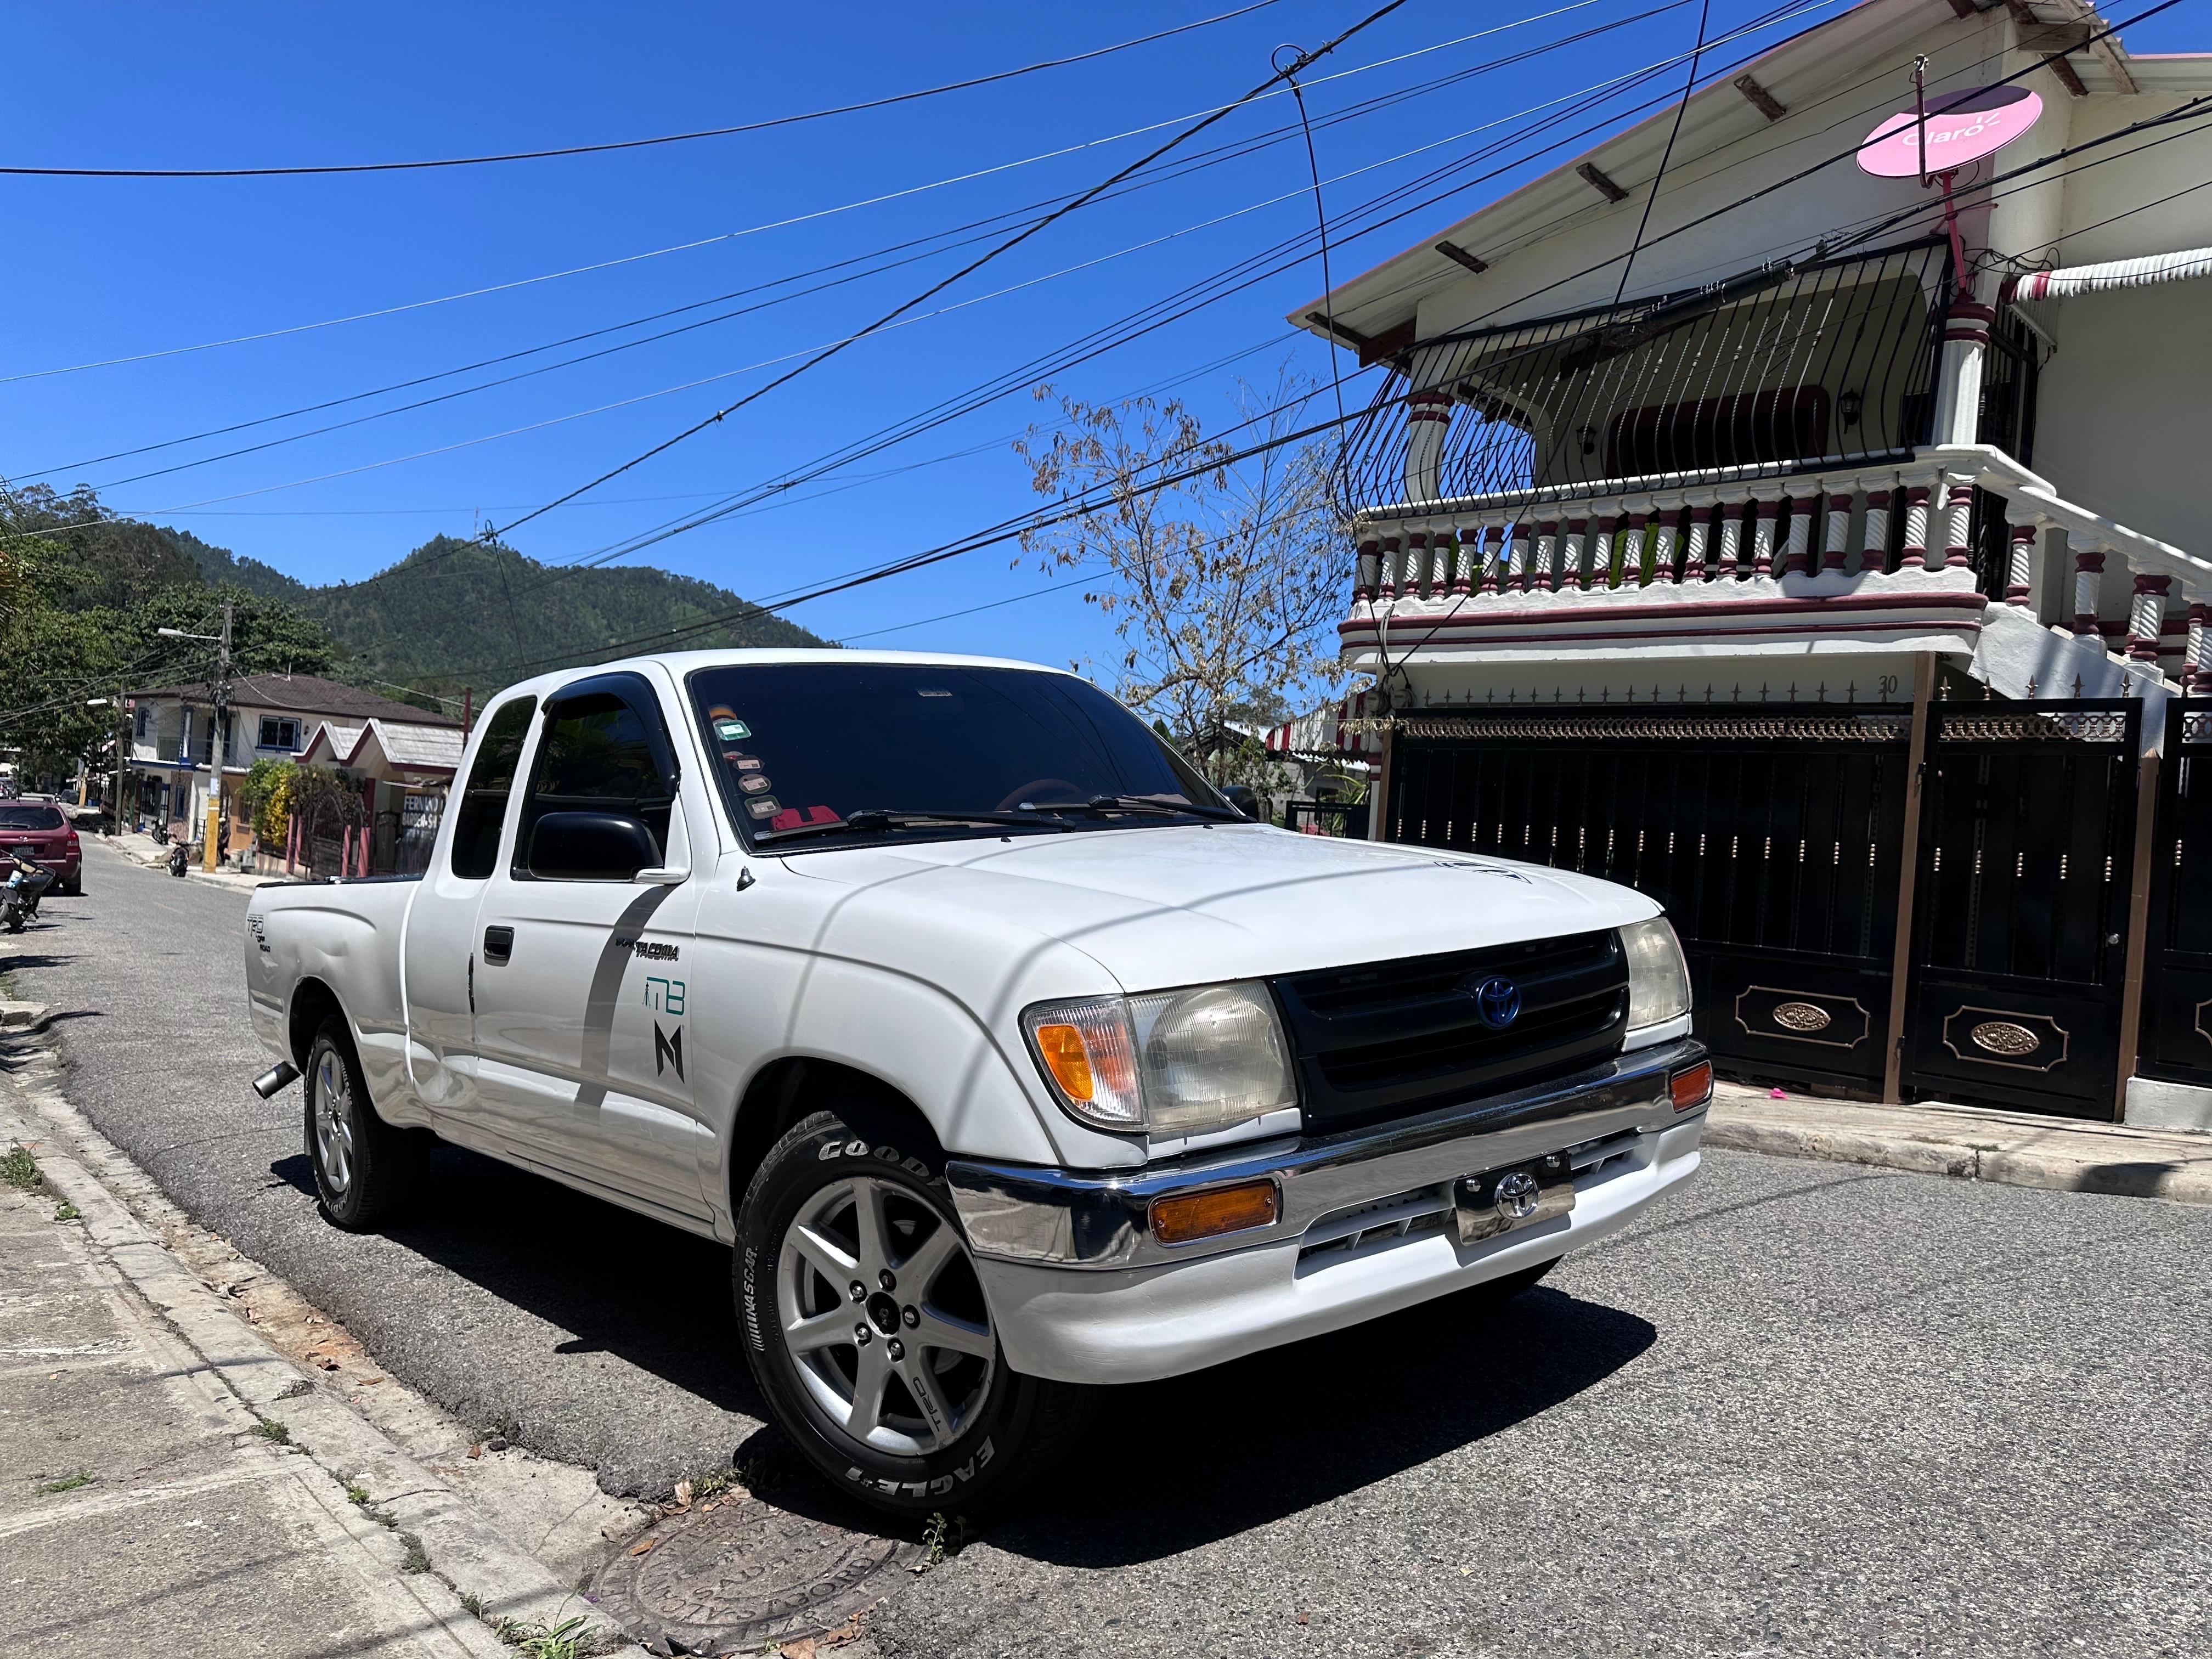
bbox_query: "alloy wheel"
[775,1175,996,1457]
[313,1049,356,1197]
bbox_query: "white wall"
[2032,93,2212,562]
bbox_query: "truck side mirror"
[524,811,662,882]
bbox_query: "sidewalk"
[1706,1079,2212,1204]
[94,831,275,893]
[0,1079,640,1658]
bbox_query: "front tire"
[303,1019,422,1229]
[736,1110,1071,1517]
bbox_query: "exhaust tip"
[251,1062,301,1101]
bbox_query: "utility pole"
[158,602,233,870]
[112,679,126,836]
[206,601,233,871]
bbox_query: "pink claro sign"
[1857,83,2043,177]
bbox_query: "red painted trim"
[1340,615,1984,648]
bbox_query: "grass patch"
[397,1530,430,1574]
[347,1483,370,1506]
[35,1470,91,1494]
[52,1200,79,1223]
[1,1143,41,1192]
[275,1379,313,1401]
[920,1510,970,1568]
[498,1615,592,1658]
[459,1592,487,1620]
[251,1417,291,1444]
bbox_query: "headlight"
[1620,916,1692,1031]
[1022,981,1296,1136]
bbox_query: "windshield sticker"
[714,718,751,741]
[739,774,772,793]
[918,689,952,698]
[735,757,762,771]
[746,797,782,819]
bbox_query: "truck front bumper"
[946,1039,1707,1385]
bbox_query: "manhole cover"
[590,1495,921,1654]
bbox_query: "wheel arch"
[286,976,347,1070]
[725,1057,945,1220]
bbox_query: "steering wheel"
[995,778,1086,812]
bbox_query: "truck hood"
[780,822,1657,992]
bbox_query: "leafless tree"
[1015,374,1346,785]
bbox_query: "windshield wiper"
[755,808,1073,845]
[1024,794,1244,821]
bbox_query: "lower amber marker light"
[1149,1179,1280,1245]
[1670,1060,1714,1111]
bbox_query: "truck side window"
[449,697,537,880]
[516,689,675,878]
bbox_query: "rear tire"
[303,1019,422,1229]
[735,1108,1077,1517]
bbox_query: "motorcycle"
[149,819,171,847]
[2,857,54,933]
[167,840,200,878]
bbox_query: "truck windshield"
[687,662,1229,845]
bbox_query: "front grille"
[1272,931,1628,1132]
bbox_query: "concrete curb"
[0,1000,49,1030]
[0,1044,645,1656]
[1706,1085,2212,1205]
[90,833,274,893]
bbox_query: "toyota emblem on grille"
[1494,1171,1542,1220]
[1468,974,1522,1029]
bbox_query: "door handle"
[482,925,514,964]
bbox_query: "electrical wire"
[3,0,1626,385]
[0,2,1291,179]
[479,0,1415,544]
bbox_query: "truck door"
[470,672,710,1221]
[400,693,535,1131]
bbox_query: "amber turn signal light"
[1670,1060,1713,1111]
[1149,1179,1280,1245]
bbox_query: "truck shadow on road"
[383,1144,760,1421]
[347,1143,1654,1545]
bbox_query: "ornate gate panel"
[1900,703,2140,1119]
[2140,702,2212,1088]
[1387,707,1911,1093]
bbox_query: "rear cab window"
[448,698,535,880]
[0,806,65,832]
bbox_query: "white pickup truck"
[244,650,1709,1513]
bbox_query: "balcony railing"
[1340,444,2212,692]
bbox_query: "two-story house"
[1297,0,2212,1126]
[126,673,461,859]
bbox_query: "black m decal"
[654,1022,685,1081]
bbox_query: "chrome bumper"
[946,1037,1706,1271]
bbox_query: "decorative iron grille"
[1391,710,1912,743]
[1334,240,1951,517]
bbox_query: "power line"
[0,2,1290,179]
[481,0,1418,544]
[516,0,1828,584]
[54,3,1700,493]
[2,0,1618,385]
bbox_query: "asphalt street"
[7,842,2210,1658]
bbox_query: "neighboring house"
[125,674,460,860]
[1297,1,2212,1126]
[296,717,466,873]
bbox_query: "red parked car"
[0,803,81,895]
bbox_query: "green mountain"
[178,531,830,702]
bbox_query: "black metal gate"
[1386,707,1911,1094]
[2139,702,2212,1088]
[1899,702,2140,1119]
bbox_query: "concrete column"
[1355,536,1380,603]
[1861,489,1892,574]
[1822,493,1853,573]
[2072,548,2107,638]
[1749,495,1779,578]
[1532,521,1558,591]
[1939,478,1976,570]
[1713,504,1743,580]
[1455,525,1481,595]
[1561,519,1589,591]
[1932,301,1995,447]
[1900,484,1932,570]
[2005,519,2038,607]
[1781,497,1814,577]
[1378,533,1402,603]
[2126,572,2171,662]
[1683,505,1711,583]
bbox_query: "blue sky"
[3,1,2198,682]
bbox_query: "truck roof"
[490,648,1081,703]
